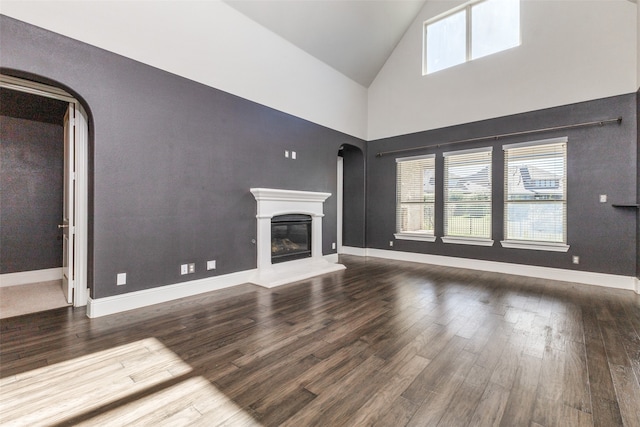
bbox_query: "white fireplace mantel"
[250,188,345,288]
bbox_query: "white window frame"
[422,0,521,75]
[395,154,437,242]
[501,137,569,252]
[443,147,493,246]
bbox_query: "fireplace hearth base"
[249,256,345,288]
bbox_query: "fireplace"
[271,214,312,263]
[249,188,345,288]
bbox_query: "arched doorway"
[0,74,89,308]
[337,144,366,253]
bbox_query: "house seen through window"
[396,155,436,241]
[393,138,568,252]
[503,138,567,246]
[443,147,493,242]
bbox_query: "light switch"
[292,151,297,159]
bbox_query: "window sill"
[394,233,437,242]
[441,236,494,246]
[500,240,570,252]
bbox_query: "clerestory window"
[424,0,521,75]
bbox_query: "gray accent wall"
[1,14,637,299]
[1,89,67,273]
[367,94,638,277]
[0,15,365,298]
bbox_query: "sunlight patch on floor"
[0,338,261,426]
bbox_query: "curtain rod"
[375,116,622,158]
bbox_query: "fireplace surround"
[250,188,345,288]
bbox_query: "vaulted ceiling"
[223,0,427,87]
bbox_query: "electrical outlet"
[207,260,216,270]
[285,150,289,158]
[188,263,196,274]
[332,242,336,250]
[599,194,607,203]
[389,241,394,247]
[116,273,126,286]
[572,256,580,264]
[180,264,188,275]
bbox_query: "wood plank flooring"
[1,255,639,426]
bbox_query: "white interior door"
[1,74,88,307]
[62,104,75,304]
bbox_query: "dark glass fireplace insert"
[271,214,312,264]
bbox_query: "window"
[396,155,436,242]
[502,138,569,251]
[424,0,520,74]
[424,10,466,74]
[443,147,493,245]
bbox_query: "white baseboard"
[341,246,367,256]
[323,253,340,263]
[87,269,258,318]
[85,250,639,319]
[362,248,639,294]
[0,267,63,287]
[87,254,345,318]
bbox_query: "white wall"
[368,0,638,140]
[0,0,368,140]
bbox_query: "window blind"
[443,147,492,239]
[504,138,567,243]
[396,155,436,235]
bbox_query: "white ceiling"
[223,0,427,87]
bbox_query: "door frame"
[337,156,344,254]
[0,74,89,307]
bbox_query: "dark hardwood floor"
[1,255,639,426]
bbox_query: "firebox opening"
[271,214,312,264]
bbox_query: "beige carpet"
[0,280,71,319]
